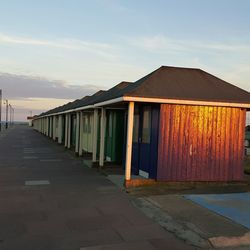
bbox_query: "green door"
[71,114,76,146]
[105,110,125,163]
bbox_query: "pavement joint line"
[25,180,50,186]
[23,156,38,159]
[39,159,62,162]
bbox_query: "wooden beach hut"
[94,66,250,185]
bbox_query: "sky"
[0,0,250,121]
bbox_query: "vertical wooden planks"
[157,104,245,181]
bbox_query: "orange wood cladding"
[157,104,246,181]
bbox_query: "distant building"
[27,116,35,126]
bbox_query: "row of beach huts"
[32,66,250,186]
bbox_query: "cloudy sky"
[0,0,250,121]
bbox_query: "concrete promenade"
[0,125,193,250]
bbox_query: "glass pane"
[142,107,151,143]
[132,106,139,143]
[133,114,139,143]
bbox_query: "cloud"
[0,73,103,121]
[128,35,250,54]
[10,97,74,111]
[0,73,100,100]
[0,33,117,59]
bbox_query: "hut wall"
[157,104,246,181]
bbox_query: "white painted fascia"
[123,96,250,109]
[93,95,250,108]
[93,97,124,107]
[33,105,95,120]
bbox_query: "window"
[142,106,151,143]
[133,106,139,143]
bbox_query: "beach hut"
[73,82,130,165]
[94,66,250,185]
[90,82,130,164]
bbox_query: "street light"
[9,104,11,125]
[4,100,8,129]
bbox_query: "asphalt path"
[0,125,194,250]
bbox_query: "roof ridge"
[160,65,201,71]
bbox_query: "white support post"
[56,116,58,139]
[58,115,63,144]
[99,108,106,167]
[67,114,71,149]
[41,118,43,133]
[92,109,98,162]
[42,118,44,134]
[79,112,83,156]
[64,114,68,147]
[53,116,56,140]
[125,102,134,182]
[49,117,53,138]
[46,117,49,136]
[75,112,80,153]
[43,118,45,134]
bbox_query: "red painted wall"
[157,104,246,181]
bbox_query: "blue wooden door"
[131,104,159,178]
[131,106,140,174]
[138,106,152,178]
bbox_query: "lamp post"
[9,104,11,126]
[8,105,14,126]
[5,100,8,129]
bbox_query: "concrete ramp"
[184,193,250,229]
